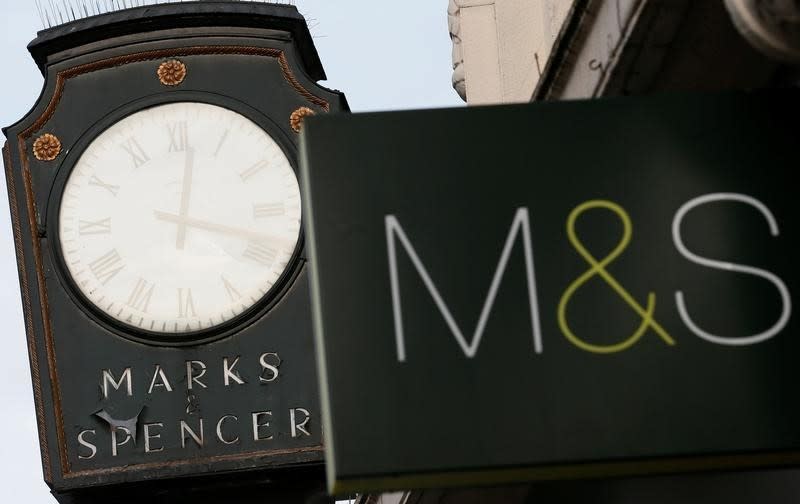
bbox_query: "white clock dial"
[58,102,302,336]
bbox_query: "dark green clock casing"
[2,1,347,495]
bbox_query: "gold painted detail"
[4,144,52,481]
[157,59,187,86]
[25,46,330,138]
[33,133,62,161]
[290,107,316,133]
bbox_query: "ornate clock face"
[58,101,301,339]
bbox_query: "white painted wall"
[449,0,574,104]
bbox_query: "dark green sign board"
[300,92,799,494]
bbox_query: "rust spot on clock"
[290,107,316,133]
[33,133,62,161]
[157,59,187,86]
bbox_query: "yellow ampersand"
[558,200,675,353]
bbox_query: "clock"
[58,101,302,341]
[2,2,348,497]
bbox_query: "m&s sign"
[302,92,800,493]
[386,193,791,361]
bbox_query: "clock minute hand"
[175,147,195,250]
[154,210,274,243]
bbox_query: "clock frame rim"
[46,91,307,346]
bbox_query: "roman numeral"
[79,218,111,235]
[89,249,125,286]
[127,278,155,313]
[168,121,189,152]
[239,160,268,182]
[253,202,285,219]
[88,175,120,197]
[221,275,242,302]
[242,242,277,265]
[121,137,150,168]
[178,288,197,318]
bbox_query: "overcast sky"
[0,1,462,501]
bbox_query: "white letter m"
[386,208,542,362]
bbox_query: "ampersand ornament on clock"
[2,2,347,500]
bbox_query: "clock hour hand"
[175,147,195,250]
[154,210,275,243]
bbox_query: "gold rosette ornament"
[157,59,187,86]
[33,133,62,161]
[290,107,316,133]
